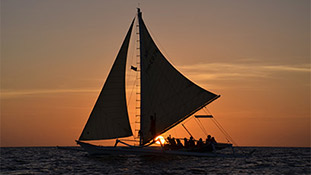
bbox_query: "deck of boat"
[76,140,240,157]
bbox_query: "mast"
[137,8,143,146]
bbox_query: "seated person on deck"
[196,138,203,149]
[184,138,189,149]
[176,139,184,149]
[205,135,212,145]
[189,137,195,148]
[164,136,178,150]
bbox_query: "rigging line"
[194,118,208,137]
[213,119,232,141]
[197,118,209,137]
[207,114,234,143]
[127,18,139,107]
[211,118,246,154]
[202,107,234,144]
[203,106,212,114]
[127,68,138,107]
[181,124,194,138]
[181,115,194,125]
[210,117,237,146]
[126,77,136,108]
[127,36,137,106]
[212,117,239,146]
[210,119,231,143]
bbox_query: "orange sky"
[1,0,310,147]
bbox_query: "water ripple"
[1,147,310,174]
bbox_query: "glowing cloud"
[178,62,311,81]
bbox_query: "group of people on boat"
[162,135,217,152]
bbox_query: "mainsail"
[137,9,219,145]
[79,19,134,141]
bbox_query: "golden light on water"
[155,136,166,145]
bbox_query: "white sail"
[79,20,134,141]
[137,10,219,145]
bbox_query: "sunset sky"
[1,0,310,147]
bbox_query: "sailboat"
[76,8,234,157]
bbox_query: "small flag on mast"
[131,66,138,71]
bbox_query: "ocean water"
[1,146,310,174]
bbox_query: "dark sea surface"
[1,146,310,174]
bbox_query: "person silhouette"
[149,114,156,138]
[176,139,183,149]
[189,136,195,148]
[184,138,189,149]
[197,138,203,149]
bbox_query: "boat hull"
[76,140,235,157]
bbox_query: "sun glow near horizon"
[155,136,166,145]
